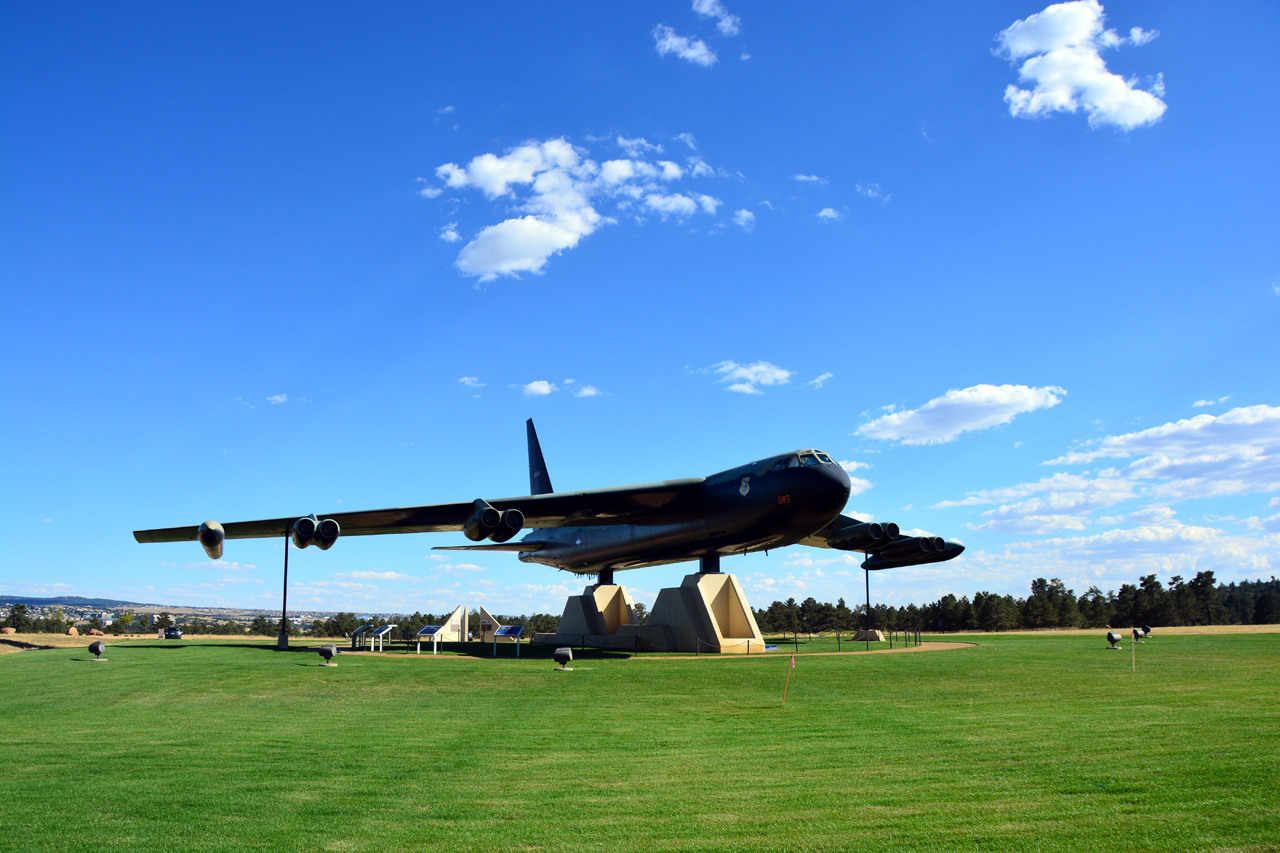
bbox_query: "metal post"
[865,568,870,651]
[277,534,290,650]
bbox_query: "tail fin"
[527,418,554,495]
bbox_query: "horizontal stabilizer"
[433,543,544,552]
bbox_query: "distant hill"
[0,595,157,608]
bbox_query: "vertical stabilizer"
[527,418,554,495]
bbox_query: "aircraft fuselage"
[518,452,852,574]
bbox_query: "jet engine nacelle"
[463,500,524,542]
[463,500,503,541]
[198,520,225,560]
[874,535,943,560]
[827,521,900,551]
[488,509,525,543]
[292,515,341,549]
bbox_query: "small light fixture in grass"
[1106,631,1122,650]
[553,647,573,671]
[89,640,107,661]
[318,645,338,666]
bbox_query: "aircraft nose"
[825,463,852,506]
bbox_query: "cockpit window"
[816,452,833,464]
[800,453,822,467]
[771,456,800,471]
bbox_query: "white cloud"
[856,183,887,201]
[617,136,663,158]
[645,192,699,218]
[1193,396,1231,408]
[458,376,484,388]
[710,360,793,395]
[339,571,421,583]
[523,380,557,397]
[653,25,718,66]
[677,133,698,150]
[995,0,1166,130]
[793,174,827,185]
[817,208,839,221]
[575,385,602,398]
[732,209,755,231]
[857,384,1066,445]
[437,105,455,114]
[432,137,723,281]
[1046,404,1280,501]
[187,560,257,574]
[807,371,833,389]
[692,0,741,36]
[267,393,287,405]
[417,182,443,199]
[439,223,461,243]
[839,460,871,473]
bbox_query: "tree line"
[6,572,1277,636]
[751,572,1280,634]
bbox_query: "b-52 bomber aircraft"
[134,420,963,582]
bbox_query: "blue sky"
[2,1,1277,616]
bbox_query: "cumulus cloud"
[733,209,755,231]
[653,25,717,66]
[693,0,741,36]
[458,376,484,388]
[793,174,827,184]
[995,0,1166,130]
[817,208,840,221]
[710,360,794,395]
[429,137,722,281]
[857,384,1067,445]
[523,380,557,397]
[575,385,602,398]
[439,223,461,243]
[267,393,287,405]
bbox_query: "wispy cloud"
[710,360,793,395]
[793,174,827,185]
[817,208,840,221]
[458,376,484,388]
[1192,396,1231,408]
[692,0,741,36]
[732,209,755,232]
[653,25,717,66]
[575,385,602,398]
[857,384,1066,445]
[439,223,461,242]
[807,372,833,389]
[994,0,1166,130]
[267,393,287,405]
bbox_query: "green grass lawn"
[2,633,1276,852]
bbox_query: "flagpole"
[782,653,795,707]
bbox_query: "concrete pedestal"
[535,573,764,654]
[276,631,289,650]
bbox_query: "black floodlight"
[1106,631,1122,650]
[89,640,106,661]
[318,644,338,666]
[1141,625,1152,637]
[553,647,573,670]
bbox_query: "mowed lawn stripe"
[1,633,1276,851]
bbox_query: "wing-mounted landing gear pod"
[197,521,225,560]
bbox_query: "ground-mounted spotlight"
[1106,631,1122,650]
[553,647,573,671]
[89,640,106,661]
[1141,625,1153,638]
[317,644,338,666]
[1131,627,1145,643]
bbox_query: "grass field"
[2,632,1276,852]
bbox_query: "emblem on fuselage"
[739,477,751,497]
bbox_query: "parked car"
[164,628,182,639]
